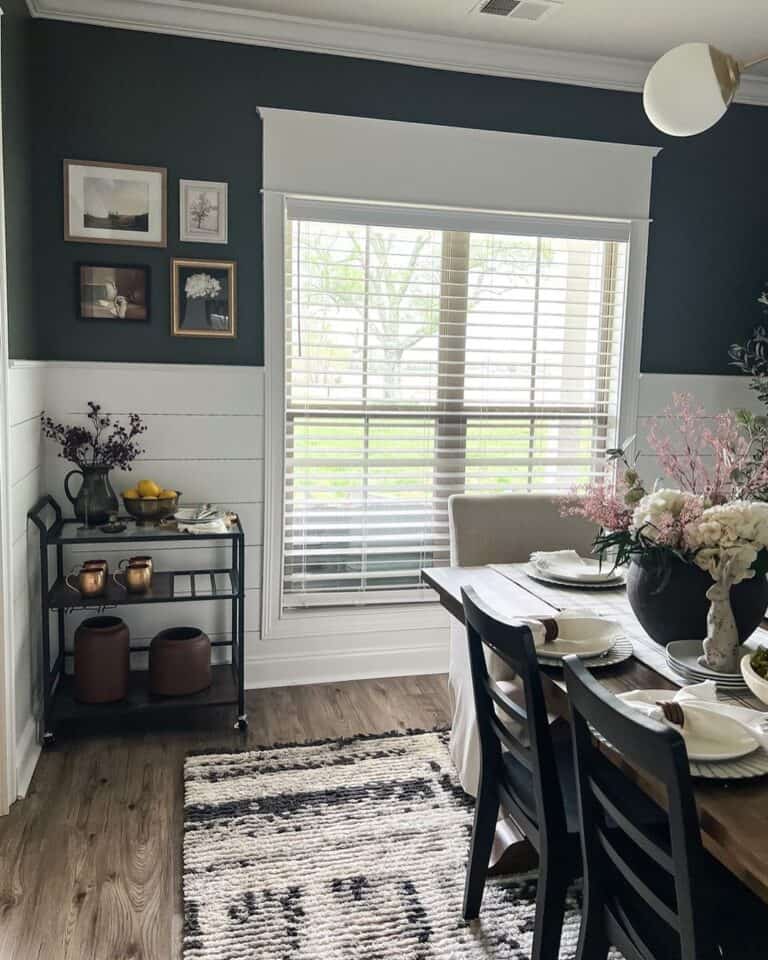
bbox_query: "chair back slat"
[607,899,664,960]
[484,677,529,728]
[565,657,718,960]
[461,585,568,852]
[595,827,680,930]
[588,776,674,873]
[488,715,533,771]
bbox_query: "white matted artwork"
[64,160,166,247]
[180,179,228,244]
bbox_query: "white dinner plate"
[522,564,625,590]
[621,690,759,762]
[535,617,621,660]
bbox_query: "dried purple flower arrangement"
[41,401,147,470]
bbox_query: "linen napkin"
[177,518,229,535]
[516,609,601,649]
[529,549,619,583]
[619,681,768,750]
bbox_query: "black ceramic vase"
[626,557,768,646]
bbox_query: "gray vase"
[64,465,119,525]
[626,557,768,646]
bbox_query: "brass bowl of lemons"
[122,480,180,525]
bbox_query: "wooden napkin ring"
[538,618,559,644]
[657,700,685,728]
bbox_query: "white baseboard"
[245,643,449,688]
[15,714,40,799]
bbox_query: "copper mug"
[83,559,109,576]
[115,561,152,595]
[66,565,106,597]
[119,555,153,576]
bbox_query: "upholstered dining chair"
[460,585,581,959]
[564,657,767,960]
[448,493,595,794]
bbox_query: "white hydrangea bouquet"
[185,272,222,301]
[563,394,768,672]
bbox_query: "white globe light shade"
[643,42,740,137]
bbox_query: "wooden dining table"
[422,562,768,905]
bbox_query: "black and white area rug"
[183,729,585,959]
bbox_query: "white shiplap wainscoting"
[635,373,761,490]
[8,361,45,797]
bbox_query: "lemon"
[137,479,161,498]
[123,488,140,500]
[159,489,177,500]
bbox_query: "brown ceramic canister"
[74,615,130,703]
[149,626,211,696]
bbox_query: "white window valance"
[258,107,660,221]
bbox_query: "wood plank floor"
[0,675,451,960]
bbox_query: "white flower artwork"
[180,180,228,244]
[172,258,236,339]
[185,273,221,300]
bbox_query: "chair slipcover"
[447,493,595,794]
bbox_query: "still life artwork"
[64,160,167,247]
[171,258,236,338]
[78,264,149,321]
[179,179,228,244]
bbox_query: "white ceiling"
[198,0,768,66]
[28,0,768,97]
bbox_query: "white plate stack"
[666,639,750,691]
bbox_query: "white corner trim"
[26,0,768,105]
[15,714,40,799]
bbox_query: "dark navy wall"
[21,20,768,371]
[3,0,36,358]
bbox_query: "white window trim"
[262,192,649,641]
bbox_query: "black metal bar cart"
[28,496,247,743]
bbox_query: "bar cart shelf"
[29,495,247,743]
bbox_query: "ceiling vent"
[475,0,563,21]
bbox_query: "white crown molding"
[26,0,768,105]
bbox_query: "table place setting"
[513,609,634,670]
[523,549,626,590]
[618,680,768,779]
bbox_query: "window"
[282,201,629,610]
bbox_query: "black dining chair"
[460,584,582,960]
[564,655,767,960]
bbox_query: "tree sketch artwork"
[180,180,228,244]
[189,191,217,231]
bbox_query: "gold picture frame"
[171,258,237,339]
[64,159,167,247]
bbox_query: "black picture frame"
[77,262,151,323]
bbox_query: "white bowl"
[740,653,768,706]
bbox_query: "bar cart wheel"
[42,732,56,748]
[235,716,249,731]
